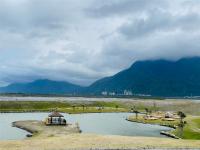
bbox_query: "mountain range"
[0,79,82,94]
[1,57,200,97]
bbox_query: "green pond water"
[0,113,171,140]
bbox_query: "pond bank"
[126,118,179,139]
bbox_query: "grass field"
[0,100,128,113]
[171,116,200,139]
[1,99,200,115]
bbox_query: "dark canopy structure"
[48,111,64,118]
[46,111,66,125]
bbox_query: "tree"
[153,101,158,112]
[81,104,85,111]
[72,105,75,111]
[133,110,140,120]
[131,106,136,112]
[145,108,149,116]
[115,105,119,110]
[149,110,152,115]
[177,111,186,138]
[131,107,134,112]
[177,111,186,123]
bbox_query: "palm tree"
[177,111,186,123]
[145,108,149,116]
[177,111,186,138]
[81,104,85,111]
[153,102,158,112]
[149,110,152,115]
[133,110,140,120]
[131,106,136,112]
[72,105,75,111]
[131,107,134,112]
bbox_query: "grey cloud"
[119,10,200,39]
[102,28,200,68]
[86,0,168,17]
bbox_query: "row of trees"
[71,104,120,111]
[177,111,186,138]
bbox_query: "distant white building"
[124,90,133,96]
[136,94,151,97]
[101,91,108,96]
[108,92,115,96]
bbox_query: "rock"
[26,134,33,137]
[160,131,180,139]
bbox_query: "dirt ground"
[0,133,200,150]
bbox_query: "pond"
[0,113,171,140]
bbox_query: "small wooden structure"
[45,111,67,125]
[165,112,174,118]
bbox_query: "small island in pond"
[13,111,81,138]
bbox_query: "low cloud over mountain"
[1,0,200,86]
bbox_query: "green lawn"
[128,114,200,140]
[171,116,200,139]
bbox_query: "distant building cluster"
[109,92,115,96]
[101,91,108,96]
[101,91,116,96]
[101,90,152,97]
[123,90,133,96]
[101,90,133,96]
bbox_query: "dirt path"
[0,133,200,150]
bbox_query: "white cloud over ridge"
[0,0,200,86]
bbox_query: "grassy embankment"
[128,114,200,140]
[0,101,129,113]
[172,116,200,139]
[1,99,200,114]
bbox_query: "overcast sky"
[1,0,200,86]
